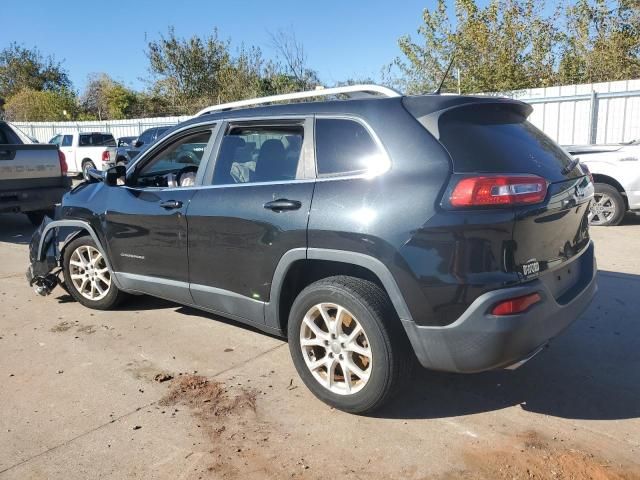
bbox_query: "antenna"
[433,55,456,95]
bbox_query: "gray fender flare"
[265,247,413,332]
[37,220,122,289]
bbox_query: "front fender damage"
[27,217,90,296]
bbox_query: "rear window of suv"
[437,105,577,182]
[79,133,116,147]
[315,119,382,176]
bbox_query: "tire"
[287,276,413,414]
[26,210,54,227]
[62,236,125,310]
[590,183,625,226]
[82,160,96,181]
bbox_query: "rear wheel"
[62,236,125,310]
[287,276,413,414]
[82,160,96,181]
[589,183,625,226]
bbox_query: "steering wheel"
[176,165,198,187]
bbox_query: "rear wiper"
[562,157,580,175]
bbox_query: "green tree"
[0,43,71,107]
[4,88,77,121]
[80,73,138,120]
[559,0,640,83]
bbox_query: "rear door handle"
[159,200,183,209]
[263,199,302,211]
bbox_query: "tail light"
[491,293,541,316]
[449,175,548,207]
[102,150,111,162]
[58,150,68,175]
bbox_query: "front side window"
[49,135,62,146]
[62,135,73,147]
[134,130,212,188]
[315,119,383,176]
[212,125,303,185]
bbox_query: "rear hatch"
[406,98,593,283]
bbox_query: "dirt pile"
[451,431,640,480]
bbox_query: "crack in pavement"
[0,342,286,476]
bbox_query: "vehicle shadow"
[378,270,640,421]
[0,213,34,245]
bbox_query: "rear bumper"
[402,241,597,373]
[0,180,71,214]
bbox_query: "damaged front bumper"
[27,216,63,295]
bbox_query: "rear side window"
[437,105,577,182]
[315,119,381,176]
[79,133,116,147]
[212,125,303,185]
[62,135,73,147]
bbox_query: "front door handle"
[263,198,302,212]
[159,199,183,209]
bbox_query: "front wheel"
[82,160,96,181]
[287,276,413,414]
[589,183,625,226]
[62,236,125,310]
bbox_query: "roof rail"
[194,84,401,116]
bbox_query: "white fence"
[507,79,640,145]
[13,116,189,144]
[12,78,640,145]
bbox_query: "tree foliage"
[80,73,138,120]
[388,0,640,94]
[0,43,71,105]
[4,88,77,121]
[145,27,319,114]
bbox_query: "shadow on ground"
[379,270,640,421]
[0,213,34,245]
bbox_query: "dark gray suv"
[28,85,597,414]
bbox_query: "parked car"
[0,121,71,225]
[49,132,117,180]
[564,140,640,226]
[115,127,171,166]
[28,85,597,414]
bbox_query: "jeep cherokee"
[27,85,597,414]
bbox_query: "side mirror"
[105,165,127,186]
[134,139,144,148]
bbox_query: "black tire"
[287,275,413,414]
[82,160,96,181]
[62,236,125,310]
[26,210,54,227]
[590,183,625,226]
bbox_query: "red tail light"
[450,175,548,207]
[102,150,111,162]
[58,150,68,175]
[491,293,541,316]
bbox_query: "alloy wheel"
[69,245,111,301]
[589,192,617,225]
[299,303,373,395]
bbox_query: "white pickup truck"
[565,140,640,226]
[49,132,117,180]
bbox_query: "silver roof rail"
[194,84,401,116]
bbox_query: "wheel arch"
[592,173,629,209]
[267,248,413,334]
[37,219,122,289]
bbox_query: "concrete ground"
[1,212,639,479]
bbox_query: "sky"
[2,0,441,93]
